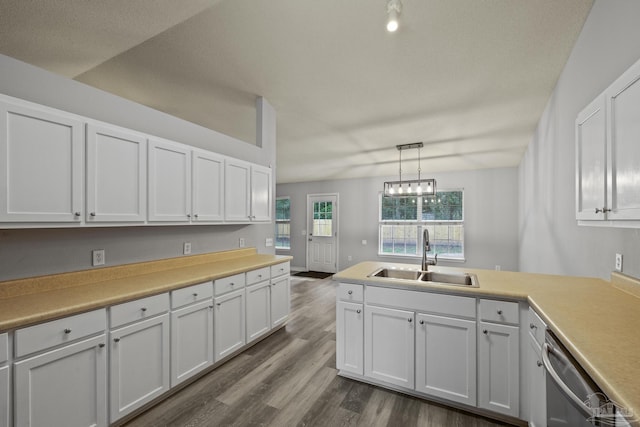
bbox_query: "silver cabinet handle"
[536,360,542,367]
[356,309,361,314]
[209,305,214,309]
[193,293,198,297]
[114,338,120,343]
[408,318,413,323]
[194,214,199,218]
[74,212,81,217]
[98,343,105,348]
[419,320,424,325]
[230,283,235,286]
[483,329,488,334]
[348,290,353,295]
[64,328,72,334]
[141,307,147,312]
[530,323,537,329]
[497,309,503,315]
[90,212,96,217]
[216,302,221,306]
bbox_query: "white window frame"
[275,196,291,250]
[378,190,465,261]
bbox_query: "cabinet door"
[86,124,146,222]
[192,150,224,222]
[250,164,272,221]
[478,321,520,417]
[528,338,546,427]
[364,305,414,389]
[110,314,170,421]
[415,313,476,406]
[246,281,271,343]
[336,301,364,376]
[148,140,191,222]
[607,59,640,220]
[0,99,83,223]
[575,95,607,220]
[270,276,290,328]
[224,158,251,222]
[214,289,246,361]
[14,335,107,427]
[170,300,214,387]
[0,365,9,427]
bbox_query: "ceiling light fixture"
[383,142,437,197]
[386,0,402,32]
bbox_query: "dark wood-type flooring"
[124,277,514,427]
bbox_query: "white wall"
[0,54,276,281]
[277,167,519,273]
[519,0,640,280]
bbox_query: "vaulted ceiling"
[0,0,593,183]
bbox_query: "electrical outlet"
[183,242,191,255]
[92,249,105,266]
[495,265,501,271]
[362,240,367,245]
[615,253,623,272]
[239,238,246,248]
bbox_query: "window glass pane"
[424,224,464,257]
[313,219,332,237]
[275,198,290,220]
[275,223,290,249]
[422,191,463,221]
[381,196,418,220]
[379,224,419,255]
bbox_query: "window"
[312,200,333,237]
[378,190,464,260]
[275,197,290,250]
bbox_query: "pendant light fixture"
[386,0,402,32]
[383,143,437,197]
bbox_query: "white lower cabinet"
[364,305,415,389]
[415,313,477,406]
[0,364,8,427]
[214,289,246,361]
[246,281,271,343]
[170,300,214,387]
[336,301,364,376]
[528,338,546,427]
[14,334,107,427]
[109,313,170,422]
[477,321,520,417]
[270,276,290,328]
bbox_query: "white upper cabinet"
[148,139,192,222]
[224,158,251,222]
[576,57,640,224]
[606,59,640,220]
[191,149,224,222]
[250,164,272,222]
[575,95,607,220]
[86,123,147,223]
[0,97,83,223]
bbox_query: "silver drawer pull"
[64,328,72,334]
[193,293,198,297]
[348,290,353,295]
[356,309,361,314]
[483,329,488,334]
[90,212,96,217]
[74,212,81,217]
[141,307,147,312]
[114,338,120,343]
[497,309,503,315]
[98,343,105,348]
[216,302,221,306]
[419,320,424,325]
[230,283,235,286]
[408,318,413,323]
[209,305,214,309]
[530,323,537,329]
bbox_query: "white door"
[250,165,272,222]
[191,150,224,222]
[170,300,214,387]
[214,289,246,361]
[270,276,290,328]
[307,194,338,273]
[0,99,83,223]
[14,335,107,427]
[246,281,271,343]
[364,305,415,389]
[478,321,520,417]
[86,123,146,223]
[415,313,477,406]
[148,139,191,222]
[336,301,364,376]
[224,159,251,222]
[110,314,170,421]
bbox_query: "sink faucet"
[422,228,437,271]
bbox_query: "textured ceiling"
[0,0,593,183]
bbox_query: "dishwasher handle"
[542,342,593,417]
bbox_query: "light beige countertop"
[0,248,291,332]
[334,261,640,426]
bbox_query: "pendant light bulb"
[416,184,423,195]
[386,0,402,32]
[397,185,403,195]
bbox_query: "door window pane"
[313,201,333,237]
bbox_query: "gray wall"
[0,55,276,281]
[277,167,519,273]
[518,0,640,280]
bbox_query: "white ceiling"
[0,0,593,183]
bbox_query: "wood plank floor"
[124,277,514,427]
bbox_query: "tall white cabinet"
[0,98,83,223]
[86,123,147,223]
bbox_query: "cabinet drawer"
[527,308,547,346]
[246,267,270,285]
[479,299,519,325]
[337,283,364,302]
[366,286,475,319]
[15,309,106,358]
[271,262,290,278]
[214,273,246,296]
[171,281,213,309]
[110,293,169,328]
[0,333,7,363]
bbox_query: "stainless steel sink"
[369,268,479,287]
